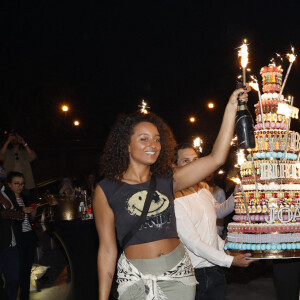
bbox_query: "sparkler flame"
[237,149,246,166]
[287,52,296,63]
[238,40,249,68]
[279,46,296,98]
[287,46,296,63]
[229,177,241,184]
[249,82,258,91]
[249,75,261,92]
[270,53,283,66]
[139,99,149,114]
[231,136,237,146]
[193,137,203,153]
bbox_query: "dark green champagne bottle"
[235,82,255,149]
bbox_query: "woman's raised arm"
[173,85,250,192]
[93,185,118,300]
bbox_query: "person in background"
[204,172,226,237]
[273,259,300,300]
[2,171,38,300]
[174,144,254,300]
[0,172,24,300]
[0,130,37,199]
[83,172,97,197]
[59,177,74,196]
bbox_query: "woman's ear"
[128,144,131,153]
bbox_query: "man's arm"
[214,187,226,204]
[24,146,37,162]
[213,194,235,219]
[0,135,15,159]
[17,136,37,162]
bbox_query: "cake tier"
[240,130,300,184]
[234,191,300,214]
[225,222,300,258]
[254,95,298,130]
[233,214,300,222]
[254,101,286,115]
[254,96,286,126]
[242,183,300,191]
[261,93,284,101]
[251,130,300,153]
[261,65,283,75]
[254,114,287,130]
[228,223,300,233]
[263,84,281,93]
[240,160,300,182]
[261,65,283,94]
[226,247,300,259]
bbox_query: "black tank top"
[98,176,178,249]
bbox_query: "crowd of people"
[1,85,299,300]
[0,131,98,300]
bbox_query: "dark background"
[1,0,300,182]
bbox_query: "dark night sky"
[1,0,300,153]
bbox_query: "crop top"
[98,176,179,249]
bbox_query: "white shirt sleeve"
[213,194,235,219]
[175,198,233,268]
[213,187,226,204]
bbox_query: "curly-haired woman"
[93,85,250,300]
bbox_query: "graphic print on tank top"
[126,190,171,229]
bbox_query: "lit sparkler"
[237,149,246,166]
[231,136,238,146]
[229,177,241,184]
[279,46,296,98]
[277,97,298,160]
[249,76,264,129]
[240,183,251,224]
[236,148,252,223]
[238,39,249,85]
[218,169,225,175]
[139,99,150,114]
[270,53,283,66]
[248,148,258,192]
[193,137,203,153]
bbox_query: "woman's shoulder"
[98,177,123,197]
[99,177,120,187]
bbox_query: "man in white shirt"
[174,144,253,300]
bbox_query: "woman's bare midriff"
[124,238,180,259]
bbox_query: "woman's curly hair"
[100,112,177,181]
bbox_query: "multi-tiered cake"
[225,64,300,258]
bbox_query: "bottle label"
[237,104,247,111]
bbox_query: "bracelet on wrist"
[24,143,28,147]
